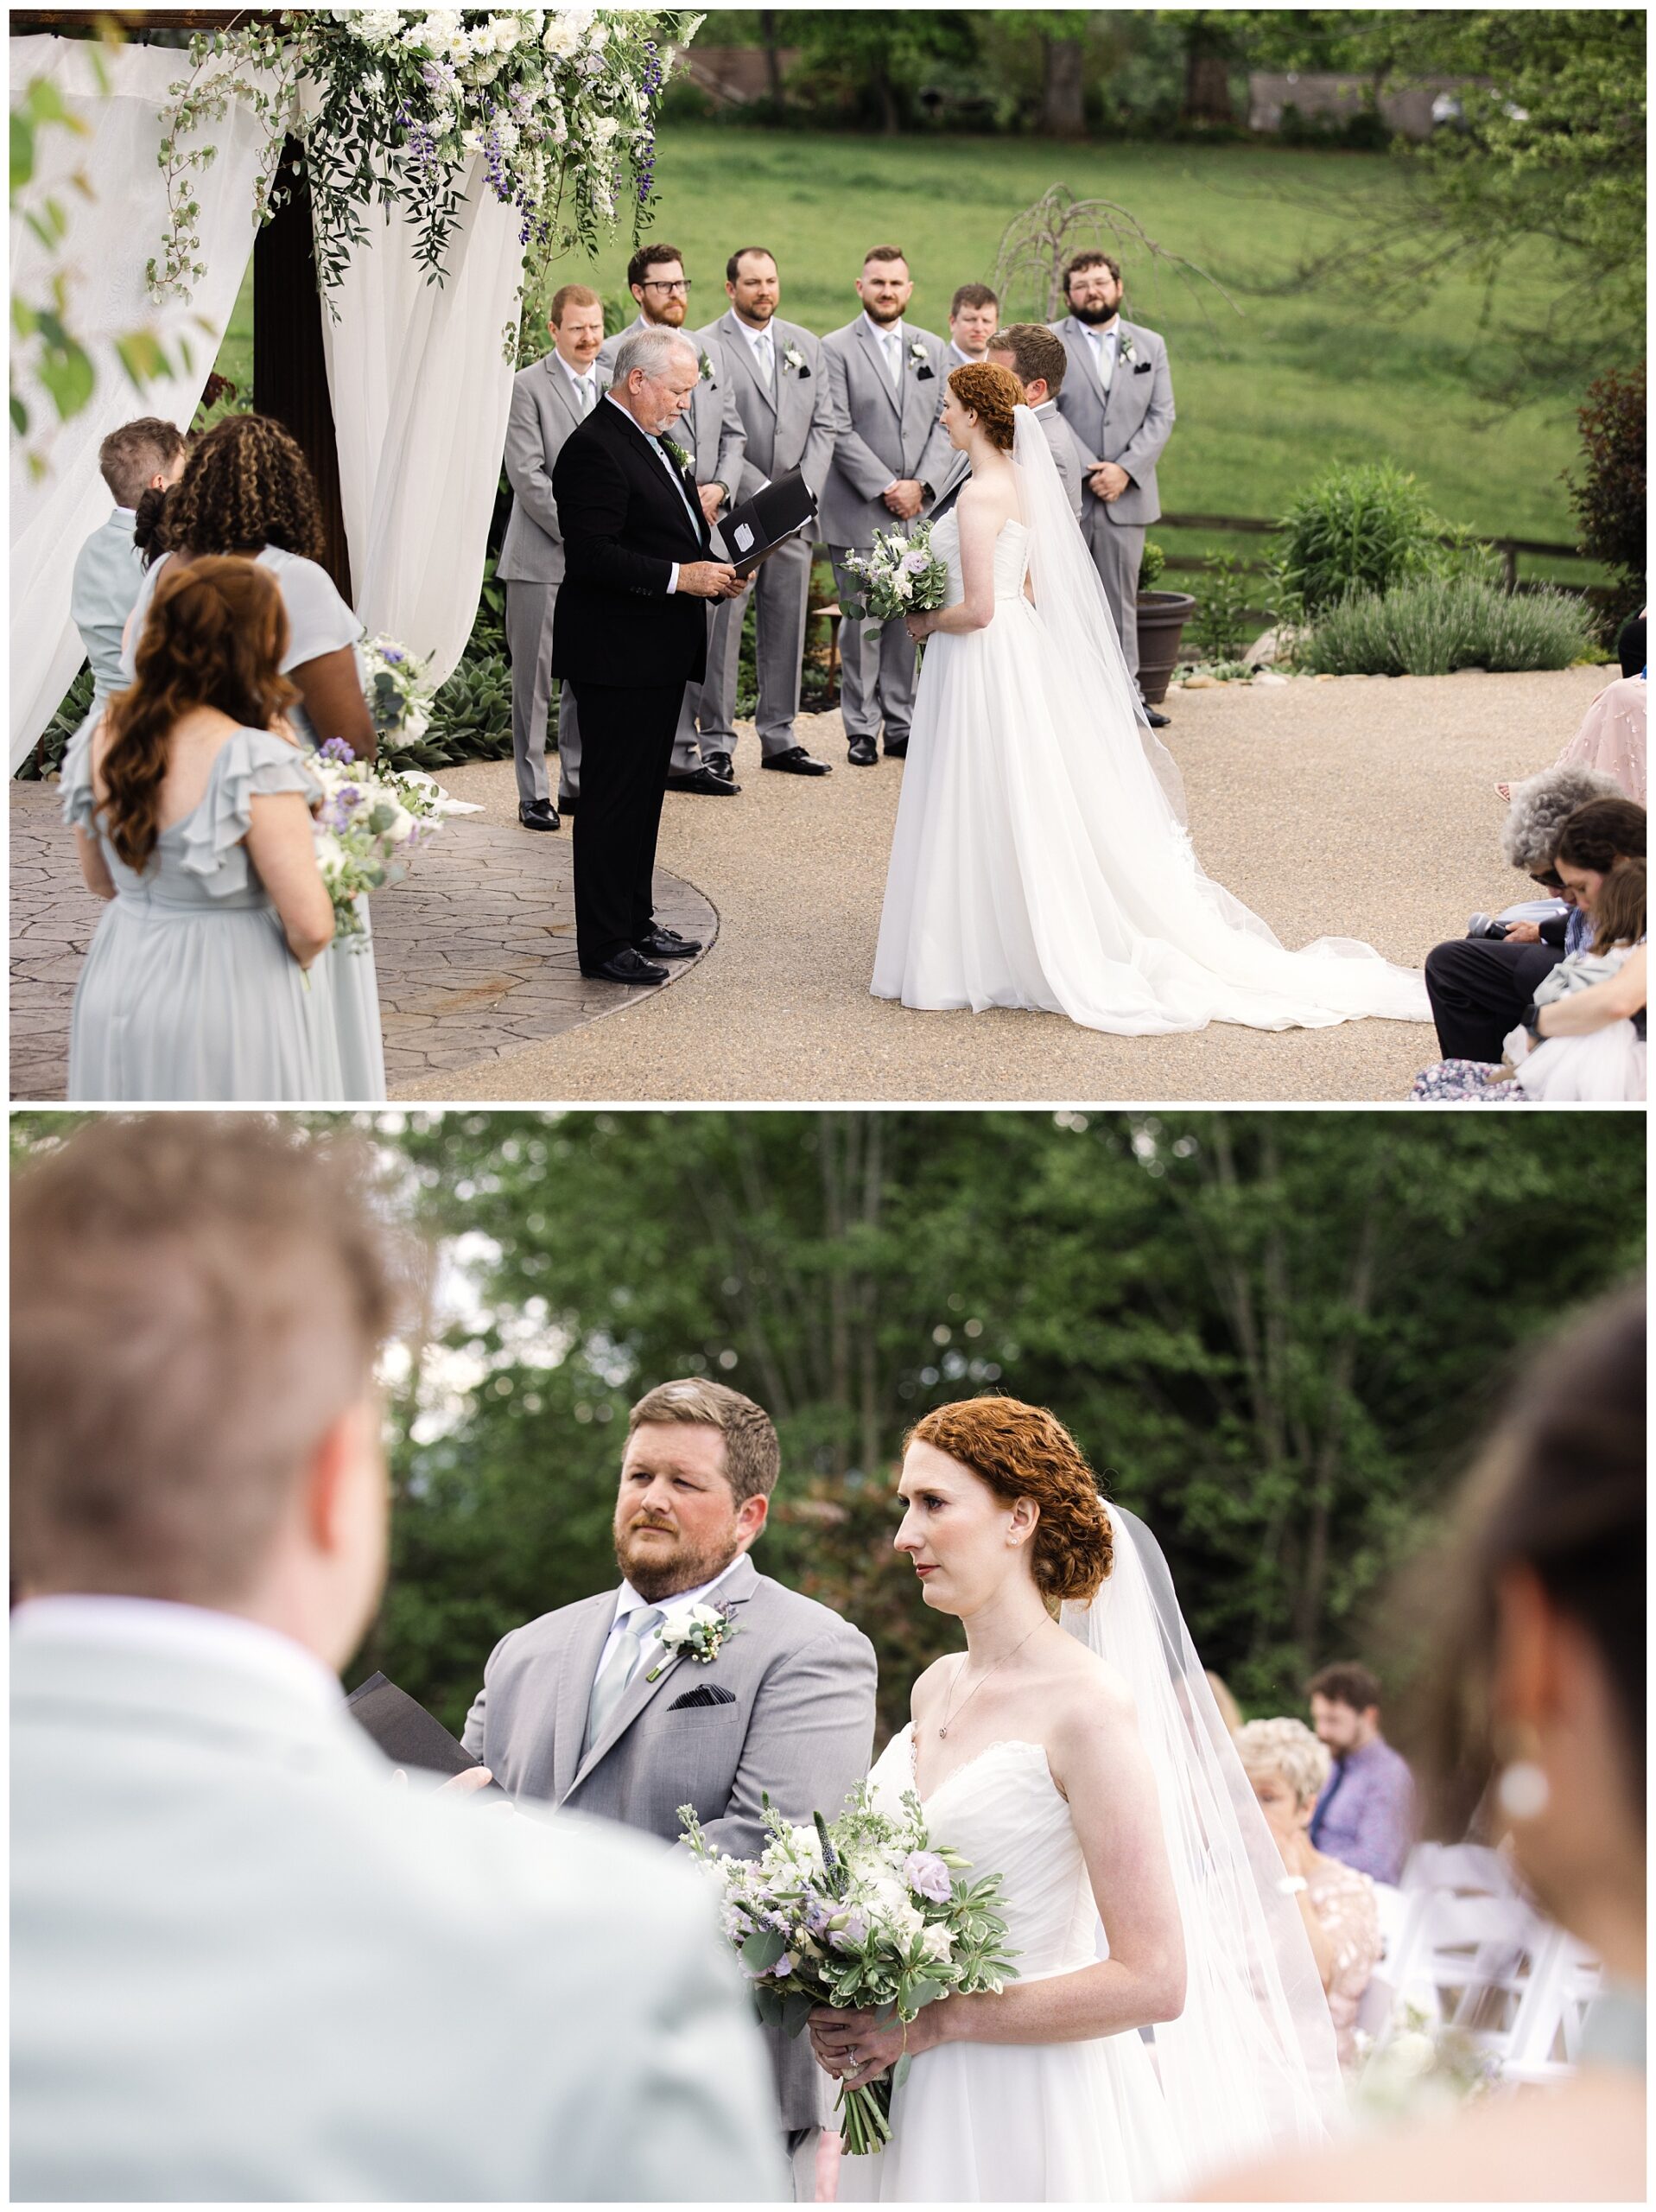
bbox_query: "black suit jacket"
[550,396,713,690]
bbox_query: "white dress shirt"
[10,1592,343,1713]
[604,391,701,594]
[593,1555,745,1690]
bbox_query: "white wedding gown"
[834,1725,1186,2206]
[871,439,1432,1035]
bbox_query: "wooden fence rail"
[1154,512,1589,594]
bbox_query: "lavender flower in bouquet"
[837,524,950,632]
[680,1785,1017,2155]
[308,739,448,950]
[362,634,436,755]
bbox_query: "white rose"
[542,16,579,56]
[313,830,348,883]
[1384,2031,1437,2079]
[689,1603,722,1627]
[493,16,523,50]
[386,806,422,848]
[919,1923,954,1964]
[460,126,484,156]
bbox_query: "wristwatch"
[1277,1874,1309,1896]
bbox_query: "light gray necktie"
[756,330,775,388]
[885,328,903,391]
[578,375,594,414]
[583,1605,663,1755]
[1094,327,1114,393]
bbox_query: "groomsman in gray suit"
[11,1116,784,2204]
[465,1376,878,2186]
[499,283,609,828]
[71,417,187,713]
[698,247,834,779]
[821,245,954,766]
[987,323,1088,520]
[944,282,999,370]
[1050,250,1177,724]
[601,243,748,796]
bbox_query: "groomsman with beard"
[944,282,999,370]
[464,1378,878,2192]
[498,284,609,830]
[601,242,748,796]
[697,246,835,780]
[821,246,954,766]
[1050,250,1177,726]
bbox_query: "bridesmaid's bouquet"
[680,1787,1018,2155]
[361,634,436,753]
[838,525,950,631]
[308,738,459,950]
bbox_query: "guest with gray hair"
[1424,764,1639,1064]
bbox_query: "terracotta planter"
[1135,589,1198,705]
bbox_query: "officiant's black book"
[346,1671,506,1792]
[720,468,817,576]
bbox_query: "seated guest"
[1499,670,1646,807]
[1199,1287,1645,2202]
[71,417,187,715]
[10,1114,784,2202]
[986,322,1088,520]
[1305,1662,1416,1885]
[1235,1718,1381,2070]
[1424,771,1639,1064]
[1413,856,1646,1102]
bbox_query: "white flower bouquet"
[1354,2000,1503,2121]
[309,737,458,950]
[680,1785,1017,2155]
[837,524,950,632]
[362,634,436,750]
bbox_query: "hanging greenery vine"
[148,8,701,358]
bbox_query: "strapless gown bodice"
[930,512,1031,605]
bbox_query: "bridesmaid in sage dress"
[67,556,343,1101]
[124,412,387,1099]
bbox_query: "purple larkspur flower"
[317,737,356,764]
[903,1850,953,1904]
[381,646,404,664]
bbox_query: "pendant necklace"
[937,1621,1041,1739]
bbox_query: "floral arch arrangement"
[149,7,702,353]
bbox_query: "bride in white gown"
[818,1398,1342,2204]
[871,365,1431,1035]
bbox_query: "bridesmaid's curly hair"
[947,361,1024,454]
[98,556,298,873]
[162,413,325,563]
[907,1396,1114,1604]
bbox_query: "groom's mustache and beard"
[613,1509,739,1603]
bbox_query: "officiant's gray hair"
[613,326,698,389]
[628,1377,780,1505]
[11,1115,426,1605]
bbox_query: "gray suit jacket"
[819,317,955,549]
[703,310,836,504]
[498,351,612,586]
[11,1614,784,2202]
[929,400,1082,524]
[600,317,747,499]
[1049,314,1175,528]
[464,1552,877,2132]
[70,507,144,702]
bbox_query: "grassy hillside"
[217,128,1610,587]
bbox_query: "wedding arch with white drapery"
[8,34,277,770]
[11,32,527,770]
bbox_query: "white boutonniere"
[697,348,715,384]
[661,434,693,474]
[1117,330,1136,365]
[909,338,935,382]
[783,341,808,376]
[646,1601,741,1681]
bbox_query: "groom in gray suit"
[1050,250,1177,722]
[498,283,610,827]
[601,243,748,796]
[821,245,954,766]
[697,247,836,779]
[464,1376,877,2180]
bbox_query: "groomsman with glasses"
[697,247,836,780]
[498,283,609,830]
[601,243,748,797]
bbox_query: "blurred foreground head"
[1418,1283,1645,1949]
[11,1114,425,1669]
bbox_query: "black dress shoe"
[635,925,703,960]
[556,791,577,815]
[883,737,909,760]
[762,746,832,777]
[847,736,879,766]
[580,947,669,985]
[665,765,742,796]
[701,749,736,782]
[518,798,561,831]
[1144,705,1171,728]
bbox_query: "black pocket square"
[796,364,812,379]
[669,1681,738,1710]
[915,365,936,382]
[1134,360,1152,374]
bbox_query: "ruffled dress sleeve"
[177,727,323,890]
[60,713,103,834]
[269,551,364,666]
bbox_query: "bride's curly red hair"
[907,1395,1114,1604]
[947,361,1023,453]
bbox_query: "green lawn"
[216,128,1610,591]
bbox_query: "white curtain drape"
[9,35,283,770]
[316,142,526,686]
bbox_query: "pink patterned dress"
[1307,1856,1383,2069]
[1554,674,1646,804]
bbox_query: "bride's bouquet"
[837,524,950,631]
[308,738,460,950]
[680,1787,1018,2155]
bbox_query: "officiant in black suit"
[552,327,747,985]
